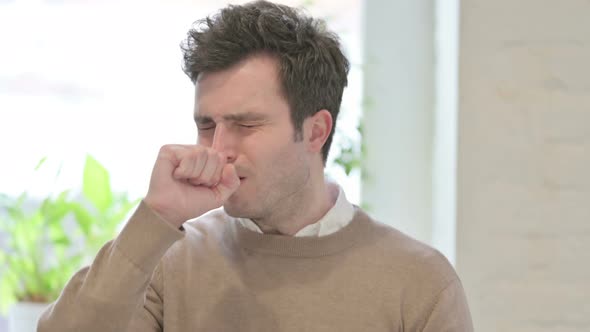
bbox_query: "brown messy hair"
[181,0,350,163]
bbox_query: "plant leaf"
[0,273,17,315]
[34,156,48,171]
[71,203,93,237]
[83,155,113,213]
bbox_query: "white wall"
[456,1,590,330]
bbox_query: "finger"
[210,152,226,186]
[156,144,187,168]
[198,150,220,186]
[173,147,207,181]
[214,163,240,201]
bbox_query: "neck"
[252,170,335,236]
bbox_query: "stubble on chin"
[223,200,253,219]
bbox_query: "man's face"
[194,54,310,219]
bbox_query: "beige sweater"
[38,202,473,331]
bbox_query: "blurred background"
[0,0,589,331]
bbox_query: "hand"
[143,144,240,228]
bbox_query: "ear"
[303,109,333,154]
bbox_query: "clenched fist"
[143,144,240,228]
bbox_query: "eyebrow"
[194,112,269,124]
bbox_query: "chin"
[223,200,252,219]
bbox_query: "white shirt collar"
[235,182,354,237]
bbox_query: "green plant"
[73,156,140,258]
[0,155,139,314]
[333,119,364,177]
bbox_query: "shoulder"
[355,210,472,329]
[356,208,458,286]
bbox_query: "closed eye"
[238,124,259,128]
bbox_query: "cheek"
[268,144,307,177]
[241,127,305,172]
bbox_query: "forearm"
[37,201,184,332]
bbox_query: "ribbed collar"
[227,207,371,258]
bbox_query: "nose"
[211,123,237,163]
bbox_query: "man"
[38,1,473,331]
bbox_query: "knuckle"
[160,144,173,151]
[158,144,174,156]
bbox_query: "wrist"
[143,197,183,229]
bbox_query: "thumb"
[215,163,240,201]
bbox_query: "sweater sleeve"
[421,278,474,332]
[37,201,184,332]
[127,261,166,331]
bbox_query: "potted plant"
[0,155,139,332]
